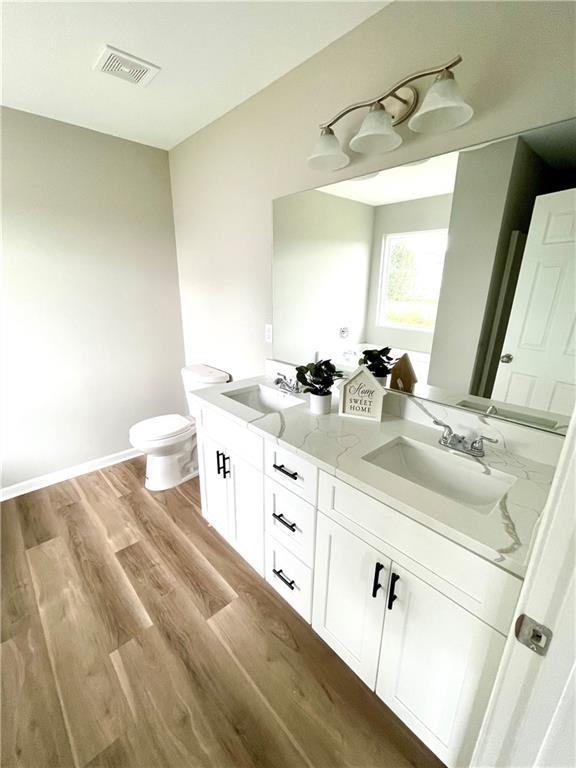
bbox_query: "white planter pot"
[375,375,388,387]
[309,392,332,415]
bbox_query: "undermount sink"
[363,437,515,514]
[223,383,303,414]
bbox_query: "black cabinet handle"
[388,572,400,610]
[273,463,298,481]
[272,568,295,590]
[372,562,385,598]
[222,454,231,479]
[216,450,224,475]
[272,512,297,532]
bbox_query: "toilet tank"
[181,364,230,414]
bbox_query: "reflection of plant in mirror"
[359,347,396,378]
[295,359,343,396]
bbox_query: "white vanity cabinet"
[198,412,265,575]
[376,562,506,767]
[196,399,525,768]
[314,472,521,767]
[263,475,317,621]
[201,432,230,537]
[312,513,391,686]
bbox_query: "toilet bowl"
[129,364,230,491]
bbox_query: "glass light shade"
[408,74,473,134]
[349,105,402,154]
[307,128,350,171]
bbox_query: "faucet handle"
[471,434,499,452]
[433,418,453,440]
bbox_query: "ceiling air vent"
[94,45,160,87]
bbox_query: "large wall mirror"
[272,118,576,434]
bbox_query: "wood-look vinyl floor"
[1,458,445,768]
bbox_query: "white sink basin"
[363,437,515,514]
[223,383,303,414]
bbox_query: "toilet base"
[144,441,198,492]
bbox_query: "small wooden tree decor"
[339,365,386,421]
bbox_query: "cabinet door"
[201,434,229,538]
[376,564,506,768]
[229,455,264,575]
[312,514,391,687]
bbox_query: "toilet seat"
[129,414,195,444]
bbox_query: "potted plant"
[295,359,343,415]
[358,347,396,386]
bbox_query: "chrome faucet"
[274,373,302,394]
[433,418,498,458]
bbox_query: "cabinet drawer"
[265,479,316,566]
[265,538,312,622]
[319,472,521,634]
[264,443,318,504]
[202,409,263,470]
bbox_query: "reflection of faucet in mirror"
[274,373,302,394]
[433,418,498,458]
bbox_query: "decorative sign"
[339,365,386,421]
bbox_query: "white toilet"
[129,364,230,491]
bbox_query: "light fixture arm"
[319,54,463,130]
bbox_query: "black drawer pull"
[272,512,297,532]
[388,572,400,610]
[273,463,298,480]
[216,450,224,476]
[372,562,385,598]
[222,454,231,479]
[272,568,295,590]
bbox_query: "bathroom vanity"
[188,375,559,768]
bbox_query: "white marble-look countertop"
[190,377,557,578]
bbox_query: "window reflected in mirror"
[377,229,448,332]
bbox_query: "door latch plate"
[515,613,553,656]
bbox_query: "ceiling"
[2,1,386,150]
[318,152,460,207]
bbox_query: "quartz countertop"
[190,377,557,578]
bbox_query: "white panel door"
[201,434,229,538]
[493,188,576,415]
[312,513,390,688]
[228,455,264,575]
[376,564,505,768]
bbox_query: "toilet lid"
[130,414,195,441]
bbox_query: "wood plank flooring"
[1,458,445,768]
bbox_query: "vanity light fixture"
[307,55,473,171]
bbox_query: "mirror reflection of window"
[377,229,448,332]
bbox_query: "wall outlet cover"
[265,324,273,343]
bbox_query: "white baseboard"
[1,448,143,502]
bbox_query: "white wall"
[364,194,453,354]
[429,138,533,391]
[2,108,185,487]
[273,190,373,364]
[169,1,576,382]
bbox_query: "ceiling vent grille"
[94,45,160,87]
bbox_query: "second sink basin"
[223,383,303,414]
[363,436,515,514]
